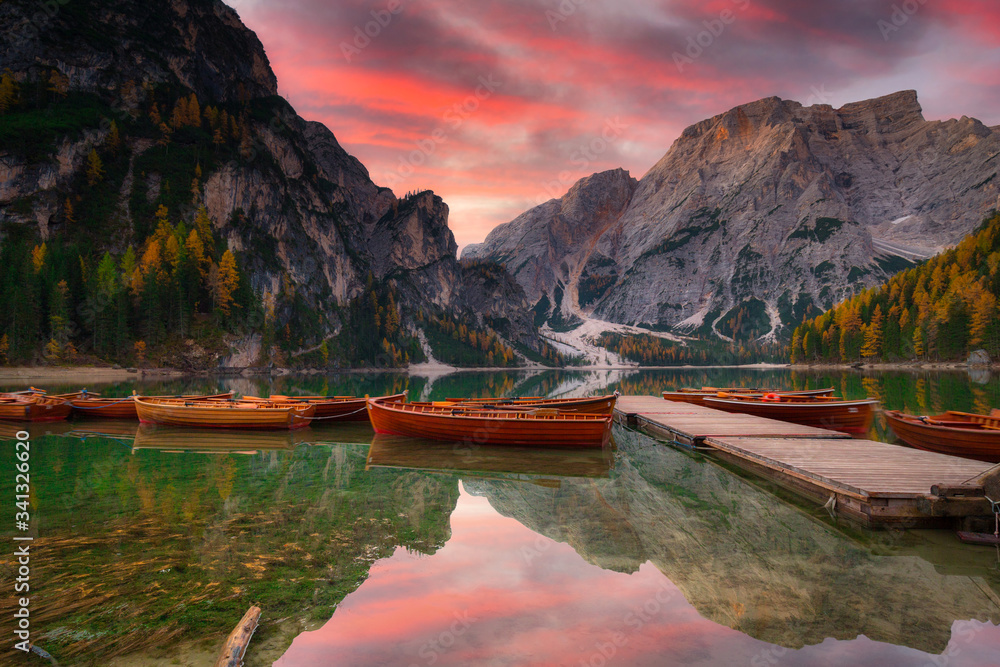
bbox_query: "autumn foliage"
[791,213,1000,363]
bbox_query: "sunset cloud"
[229,0,1000,249]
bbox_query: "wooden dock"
[615,396,1000,528]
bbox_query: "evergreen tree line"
[791,213,1000,364]
[420,310,520,367]
[0,205,258,365]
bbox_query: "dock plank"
[616,396,847,441]
[706,436,992,497]
[614,394,998,527]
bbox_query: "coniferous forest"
[791,213,1000,364]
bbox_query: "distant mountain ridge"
[465,90,1000,341]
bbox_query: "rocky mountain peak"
[471,90,1000,342]
[1,0,278,103]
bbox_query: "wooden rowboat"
[438,393,618,415]
[134,396,314,430]
[0,395,72,422]
[69,392,234,420]
[662,387,835,406]
[242,393,405,421]
[884,410,1000,463]
[702,394,878,434]
[366,395,613,448]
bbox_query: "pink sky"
[228,0,1000,250]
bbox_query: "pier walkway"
[615,396,998,528]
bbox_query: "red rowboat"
[366,395,613,448]
[242,393,405,421]
[0,395,72,422]
[702,393,878,434]
[435,393,618,415]
[884,410,1000,463]
[662,387,835,406]
[134,396,314,430]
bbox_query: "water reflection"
[277,475,1000,667]
[1,369,999,665]
[366,434,613,480]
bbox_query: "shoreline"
[0,360,993,385]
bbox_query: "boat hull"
[703,396,877,434]
[0,397,72,422]
[58,391,233,420]
[885,410,1000,463]
[134,397,314,430]
[442,394,618,415]
[367,398,612,448]
[663,388,835,406]
[260,394,405,421]
[69,398,139,419]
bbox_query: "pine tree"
[64,199,75,224]
[913,328,925,359]
[86,149,104,186]
[215,250,240,316]
[194,206,213,244]
[185,229,208,280]
[861,305,883,358]
[31,243,46,273]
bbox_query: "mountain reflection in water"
[1,369,999,666]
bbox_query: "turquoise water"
[1,369,998,666]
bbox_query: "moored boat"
[71,392,234,419]
[702,393,878,434]
[884,410,1000,463]
[242,393,405,421]
[0,395,72,422]
[436,393,618,415]
[662,387,835,406]
[366,395,613,448]
[134,396,314,430]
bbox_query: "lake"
[1,368,999,666]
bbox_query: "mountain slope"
[467,91,1000,342]
[0,0,546,366]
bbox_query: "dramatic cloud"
[229,0,1000,249]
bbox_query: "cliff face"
[0,0,542,358]
[467,91,1000,339]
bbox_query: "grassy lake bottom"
[1,368,999,665]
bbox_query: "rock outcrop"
[0,0,544,357]
[466,91,1000,339]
